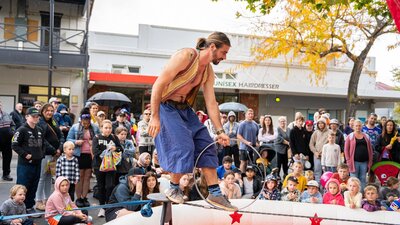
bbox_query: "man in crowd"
[10,103,25,129]
[237,109,259,173]
[138,108,154,155]
[0,101,16,181]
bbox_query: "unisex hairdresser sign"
[214,80,279,90]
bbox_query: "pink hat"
[325,178,340,189]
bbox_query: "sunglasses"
[144,113,151,115]
[81,114,91,119]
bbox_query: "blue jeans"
[325,166,337,173]
[16,162,41,209]
[350,161,368,190]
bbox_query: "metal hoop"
[192,138,267,211]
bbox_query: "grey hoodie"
[223,111,239,146]
[309,118,330,155]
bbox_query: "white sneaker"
[98,208,105,217]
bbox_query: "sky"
[89,0,400,85]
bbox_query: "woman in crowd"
[344,119,373,189]
[142,172,161,206]
[258,115,278,167]
[67,108,100,207]
[275,116,291,178]
[89,102,99,126]
[35,103,64,211]
[375,119,400,162]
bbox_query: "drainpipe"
[83,0,91,105]
[47,0,54,100]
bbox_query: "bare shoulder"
[165,48,196,73]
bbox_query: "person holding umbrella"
[148,32,237,211]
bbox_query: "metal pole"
[47,0,54,99]
[83,0,91,105]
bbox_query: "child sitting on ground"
[56,141,80,201]
[217,156,236,180]
[242,166,262,199]
[259,174,281,200]
[219,171,242,199]
[281,176,301,202]
[362,185,386,212]
[282,162,307,192]
[323,178,344,206]
[304,170,315,182]
[0,185,33,225]
[46,177,90,225]
[344,177,362,209]
[300,180,322,204]
[380,177,400,208]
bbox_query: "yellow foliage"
[248,0,375,83]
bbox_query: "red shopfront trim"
[89,72,157,85]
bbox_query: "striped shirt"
[56,155,80,184]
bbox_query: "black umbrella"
[87,91,131,107]
[219,102,248,112]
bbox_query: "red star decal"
[229,211,243,224]
[309,213,323,225]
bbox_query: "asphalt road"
[0,152,106,225]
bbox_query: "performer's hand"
[148,116,160,138]
[217,133,230,147]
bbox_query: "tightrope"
[184,202,398,225]
[0,200,152,221]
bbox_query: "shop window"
[111,65,140,74]
[19,85,70,107]
[215,72,224,79]
[128,66,140,73]
[225,73,237,80]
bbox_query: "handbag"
[100,149,122,172]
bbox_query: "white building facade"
[0,0,91,116]
[88,24,400,122]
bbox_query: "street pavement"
[0,152,106,225]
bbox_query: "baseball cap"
[287,176,299,184]
[305,120,313,126]
[26,107,40,116]
[118,108,128,116]
[48,97,60,104]
[127,167,146,177]
[330,119,339,125]
[245,166,255,172]
[265,174,277,182]
[306,180,319,187]
[97,111,105,117]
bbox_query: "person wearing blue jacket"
[105,167,145,222]
[54,104,73,138]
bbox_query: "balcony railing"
[0,22,87,54]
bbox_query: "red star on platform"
[229,211,243,224]
[309,213,323,225]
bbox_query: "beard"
[212,49,222,65]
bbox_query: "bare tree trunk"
[345,37,376,120]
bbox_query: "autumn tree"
[230,0,397,119]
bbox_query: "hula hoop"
[192,138,267,211]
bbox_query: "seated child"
[300,180,322,204]
[242,166,262,199]
[344,177,362,209]
[259,174,281,200]
[233,168,244,192]
[362,185,386,212]
[281,176,301,202]
[304,170,315,182]
[46,177,90,225]
[219,171,242,199]
[217,156,236,180]
[282,162,307,192]
[256,148,272,175]
[380,177,400,208]
[0,185,33,225]
[331,163,350,193]
[323,178,344,206]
